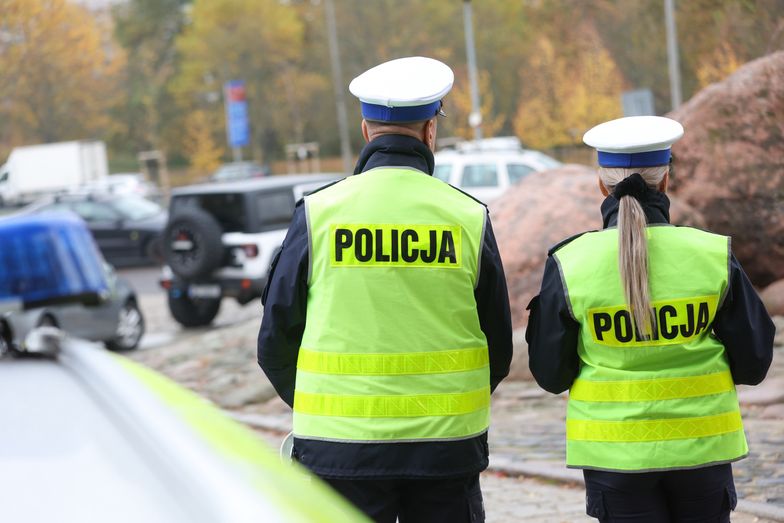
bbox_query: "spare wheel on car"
[163,208,224,279]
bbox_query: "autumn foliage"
[0,0,123,149]
[0,0,781,167]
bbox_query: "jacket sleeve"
[713,253,775,385]
[257,201,309,407]
[474,215,513,393]
[526,255,580,394]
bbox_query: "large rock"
[668,51,784,287]
[760,279,784,317]
[491,164,705,327]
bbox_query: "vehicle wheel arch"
[36,312,59,328]
[0,318,13,353]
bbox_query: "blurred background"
[1,2,783,521]
[1,0,782,180]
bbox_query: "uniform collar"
[353,134,434,175]
[601,190,671,228]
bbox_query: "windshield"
[171,193,247,232]
[111,196,162,220]
[528,151,562,169]
[433,164,452,182]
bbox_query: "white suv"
[433,137,561,202]
[160,174,341,327]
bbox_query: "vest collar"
[601,190,671,228]
[353,134,434,176]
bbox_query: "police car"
[433,137,561,202]
[0,213,367,523]
[160,174,342,327]
[0,213,144,351]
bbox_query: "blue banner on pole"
[224,80,250,148]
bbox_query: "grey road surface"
[117,266,263,351]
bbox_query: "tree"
[695,41,745,87]
[0,0,123,146]
[171,0,309,162]
[513,24,623,150]
[113,0,188,153]
[182,110,222,174]
[447,70,505,140]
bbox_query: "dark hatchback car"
[25,193,167,266]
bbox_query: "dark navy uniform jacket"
[527,191,775,395]
[258,134,513,479]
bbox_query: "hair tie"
[613,172,650,200]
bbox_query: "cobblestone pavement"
[128,290,784,521]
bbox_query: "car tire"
[167,293,221,328]
[105,299,145,351]
[163,208,224,279]
[0,320,12,355]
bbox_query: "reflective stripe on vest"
[297,347,489,375]
[294,387,490,418]
[567,411,743,442]
[570,370,734,402]
[294,168,490,443]
[555,226,748,471]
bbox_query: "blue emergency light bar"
[0,213,108,307]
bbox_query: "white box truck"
[0,141,108,206]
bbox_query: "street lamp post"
[324,0,353,175]
[463,0,483,140]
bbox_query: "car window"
[38,202,74,214]
[0,171,8,183]
[461,164,499,188]
[507,163,536,184]
[71,201,120,222]
[433,164,452,183]
[257,190,294,230]
[111,195,162,221]
[171,193,247,232]
[526,151,562,169]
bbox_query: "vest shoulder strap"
[442,183,489,208]
[548,231,594,256]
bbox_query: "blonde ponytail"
[599,166,668,337]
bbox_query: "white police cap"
[583,116,684,168]
[349,56,454,123]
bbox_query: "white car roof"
[435,149,548,161]
[1,357,193,522]
[0,337,366,523]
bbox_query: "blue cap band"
[598,149,671,168]
[361,100,441,123]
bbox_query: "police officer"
[526,116,775,522]
[258,56,513,523]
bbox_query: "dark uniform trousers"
[325,475,485,523]
[584,464,737,522]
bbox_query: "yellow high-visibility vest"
[294,167,491,443]
[554,225,747,471]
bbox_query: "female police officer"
[526,116,775,522]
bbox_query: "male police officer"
[257,57,513,522]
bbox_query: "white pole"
[664,0,683,110]
[463,0,483,140]
[325,0,353,174]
